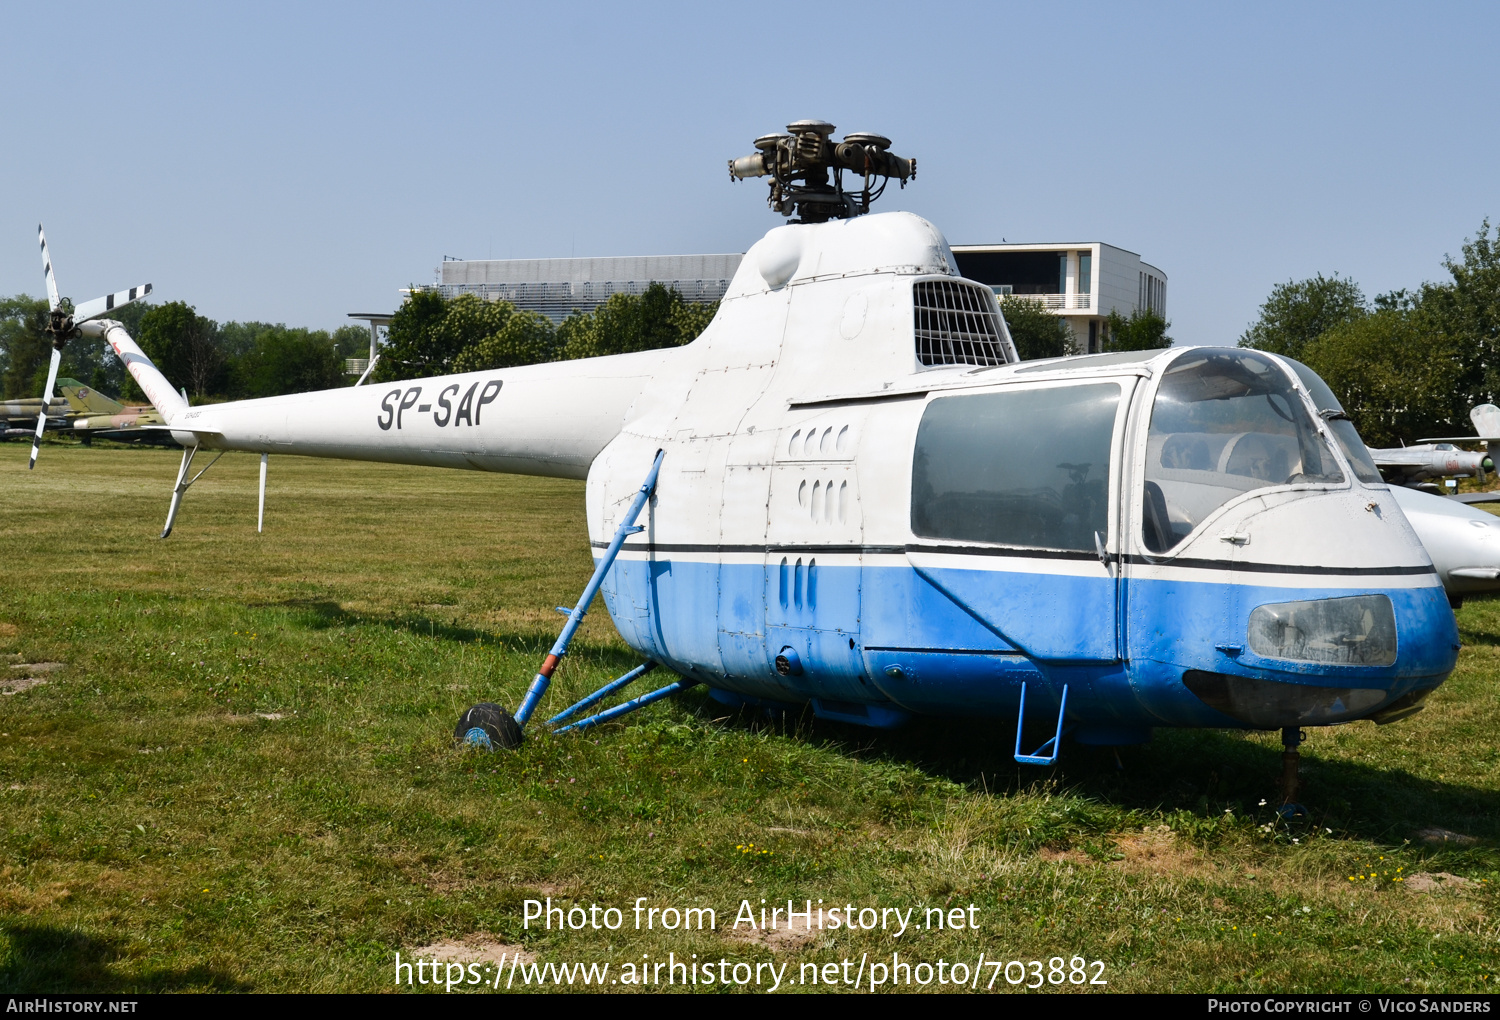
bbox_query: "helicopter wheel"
[455,702,522,750]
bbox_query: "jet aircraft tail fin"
[1417,403,1500,451]
[1472,404,1500,439]
[56,379,126,415]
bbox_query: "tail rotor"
[28,224,151,470]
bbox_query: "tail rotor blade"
[74,283,153,323]
[28,348,63,470]
[37,224,61,312]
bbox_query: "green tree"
[374,291,509,381]
[453,310,558,372]
[555,310,592,358]
[232,327,345,397]
[1238,273,1366,359]
[1103,308,1172,351]
[1420,218,1500,406]
[0,295,50,399]
[138,301,223,398]
[331,324,373,361]
[1299,308,1465,448]
[999,295,1074,360]
[560,283,700,360]
[670,299,719,344]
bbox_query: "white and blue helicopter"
[34,121,1462,803]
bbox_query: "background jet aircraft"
[1,394,69,439]
[1366,404,1500,492]
[1,395,67,422]
[1,380,164,442]
[57,380,165,438]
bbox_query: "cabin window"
[911,384,1120,550]
[1142,350,1345,553]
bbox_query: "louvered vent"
[913,280,1009,367]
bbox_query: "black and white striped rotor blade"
[28,347,63,471]
[74,283,153,323]
[37,224,61,312]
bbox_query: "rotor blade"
[28,348,63,470]
[37,224,61,312]
[74,283,153,323]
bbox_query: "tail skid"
[77,319,215,538]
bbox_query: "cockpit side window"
[1283,358,1384,485]
[1142,350,1345,553]
[912,383,1120,551]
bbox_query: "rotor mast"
[728,119,915,223]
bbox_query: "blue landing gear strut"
[549,662,699,734]
[457,450,670,750]
[1013,682,1069,766]
[1277,727,1309,821]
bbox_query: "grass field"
[1,443,1497,994]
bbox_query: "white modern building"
[949,243,1167,354]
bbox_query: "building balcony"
[991,289,1092,311]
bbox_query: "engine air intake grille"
[913,280,1009,367]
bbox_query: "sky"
[2,1,1497,345]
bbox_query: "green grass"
[1,443,1497,993]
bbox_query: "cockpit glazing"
[1143,350,1345,553]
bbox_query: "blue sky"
[2,1,1496,344]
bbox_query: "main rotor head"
[729,119,914,224]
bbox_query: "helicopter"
[34,121,1459,804]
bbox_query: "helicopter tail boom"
[80,319,189,426]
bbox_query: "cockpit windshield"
[1143,350,1345,553]
[1282,358,1384,485]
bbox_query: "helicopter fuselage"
[96,211,1458,739]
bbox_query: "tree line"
[0,297,371,402]
[0,283,720,402]
[1239,219,1500,447]
[372,282,718,382]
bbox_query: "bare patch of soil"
[1111,826,1211,877]
[1404,872,1472,894]
[726,909,819,951]
[410,937,535,968]
[1,677,47,695]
